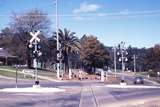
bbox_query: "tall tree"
[10,9,50,67]
[54,28,80,74]
[0,27,13,48]
[11,9,50,34]
[80,35,109,73]
[46,37,57,66]
[144,44,160,73]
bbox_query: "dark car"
[134,77,144,84]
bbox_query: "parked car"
[134,76,144,84]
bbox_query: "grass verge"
[0,66,57,80]
[0,70,28,79]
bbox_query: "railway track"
[79,85,99,107]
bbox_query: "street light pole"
[121,48,124,80]
[55,0,60,79]
[113,46,117,78]
[133,54,136,73]
[15,65,18,88]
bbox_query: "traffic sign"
[30,31,40,43]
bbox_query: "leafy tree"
[46,37,57,66]
[11,9,50,34]
[134,48,147,72]
[125,46,139,71]
[0,27,13,49]
[104,47,113,69]
[80,35,109,73]
[144,44,160,74]
[9,9,50,68]
[53,28,80,74]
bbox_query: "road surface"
[0,75,159,107]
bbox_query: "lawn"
[0,70,30,79]
[38,71,57,79]
[0,66,57,79]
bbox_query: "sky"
[0,0,160,48]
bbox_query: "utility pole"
[15,65,18,88]
[121,48,124,80]
[133,54,136,73]
[114,47,117,78]
[55,0,60,79]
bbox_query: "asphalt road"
[0,76,160,107]
[112,72,155,85]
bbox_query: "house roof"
[0,48,17,58]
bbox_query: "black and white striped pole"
[29,31,41,86]
[55,0,60,79]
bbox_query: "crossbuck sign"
[29,31,40,43]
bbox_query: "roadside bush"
[148,69,157,77]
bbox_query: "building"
[0,48,17,65]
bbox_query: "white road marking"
[0,87,65,93]
[105,84,160,89]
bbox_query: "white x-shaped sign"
[29,31,41,43]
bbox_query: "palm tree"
[54,28,81,74]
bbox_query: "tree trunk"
[94,66,96,74]
[27,46,32,68]
[64,51,69,74]
[27,57,32,68]
[93,66,96,74]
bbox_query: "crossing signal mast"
[117,41,128,83]
[55,0,60,79]
[29,30,42,86]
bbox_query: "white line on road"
[102,96,160,107]
[0,87,65,93]
[105,84,160,89]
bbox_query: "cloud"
[119,9,130,15]
[73,16,84,20]
[129,9,160,16]
[71,9,160,21]
[95,9,160,18]
[72,16,92,21]
[5,9,159,21]
[97,13,107,17]
[73,1,101,14]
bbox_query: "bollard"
[105,72,108,81]
[35,81,39,85]
[79,70,83,80]
[69,69,72,79]
[101,70,104,82]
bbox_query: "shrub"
[148,69,157,77]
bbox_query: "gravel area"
[133,100,160,107]
[121,99,160,107]
[104,75,120,84]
